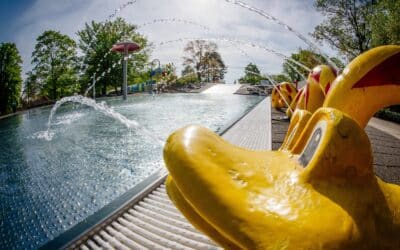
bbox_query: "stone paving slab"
[368,117,400,140]
[271,109,289,150]
[366,126,400,184]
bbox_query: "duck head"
[324,45,400,128]
[287,64,337,118]
[309,64,338,95]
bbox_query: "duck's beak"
[164,125,300,249]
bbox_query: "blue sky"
[0,0,338,83]
[0,0,34,42]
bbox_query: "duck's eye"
[298,123,325,167]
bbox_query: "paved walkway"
[271,109,290,150]
[366,126,400,184]
[223,97,271,150]
[368,117,400,140]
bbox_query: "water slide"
[201,84,241,94]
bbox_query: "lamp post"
[151,59,161,69]
[111,41,141,100]
[150,59,161,93]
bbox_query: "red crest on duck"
[352,52,400,88]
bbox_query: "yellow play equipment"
[271,82,298,109]
[286,64,337,118]
[164,45,400,249]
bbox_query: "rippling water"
[0,93,263,249]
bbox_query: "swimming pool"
[0,93,263,249]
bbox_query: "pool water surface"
[0,93,263,249]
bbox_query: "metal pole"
[122,47,128,100]
[93,73,96,100]
[26,78,30,108]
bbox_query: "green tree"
[176,74,199,86]
[202,51,227,82]
[78,18,150,96]
[368,0,400,120]
[183,40,219,81]
[312,0,376,60]
[370,0,400,47]
[271,74,291,83]
[181,65,195,77]
[239,63,266,85]
[31,30,78,101]
[0,43,22,114]
[22,71,41,105]
[177,65,199,87]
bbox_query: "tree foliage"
[271,74,291,83]
[23,71,41,103]
[370,0,400,47]
[0,43,22,114]
[201,51,226,82]
[239,63,266,85]
[312,0,400,60]
[183,40,226,82]
[31,30,78,101]
[312,0,375,60]
[177,65,199,86]
[181,65,195,77]
[78,18,150,96]
[176,74,199,86]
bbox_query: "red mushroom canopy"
[111,41,141,53]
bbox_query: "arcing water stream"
[42,95,164,147]
[112,0,339,71]
[223,0,340,72]
[154,37,311,71]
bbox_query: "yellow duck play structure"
[271,82,298,110]
[163,45,400,249]
[285,64,337,118]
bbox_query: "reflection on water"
[0,93,262,249]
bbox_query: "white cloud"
[11,0,338,83]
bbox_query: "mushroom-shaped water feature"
[163,45,400,249]
[111,41,141,100]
